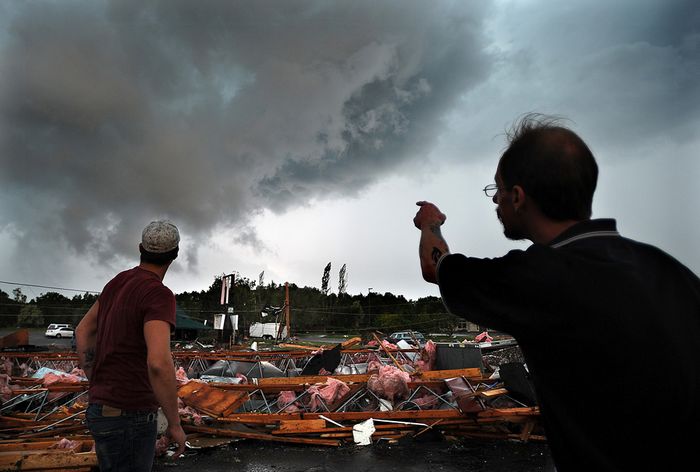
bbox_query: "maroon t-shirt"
[89,267,176,411]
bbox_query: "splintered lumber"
[476,407,540,419]
[178,382,249,417]
[277,344,319,351]
[277,419,327,433]
[183,424,341,447]
[412,368,481,380]
[340,337,362,349]
[478,388,508,399]
[271,422,418,436]
[18,423,88,439]
[0,451,97,471]
[0,440,96,471]
[279,336,363,352]
[220,408,465,425]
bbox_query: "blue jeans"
[86,403,158,472]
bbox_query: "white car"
[45,326,75,338]
[388,330,426,346]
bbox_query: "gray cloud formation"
[0,0,491,270]
[1,0,698,292]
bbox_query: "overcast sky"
[1,0,698,303]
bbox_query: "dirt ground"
[152,437,552,472]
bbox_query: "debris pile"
[0,336,542,469]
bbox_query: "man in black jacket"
[414,114,700,471]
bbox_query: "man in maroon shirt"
[76,220,186,471]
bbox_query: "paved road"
[0,327,74,350]
[152,438,551,472]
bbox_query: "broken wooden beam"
[182,424,341,447]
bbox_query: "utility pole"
[367,287,373,331]
[220,273,236,346]
[285,282,291,339]
[276,282,291,341]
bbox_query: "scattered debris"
[0,336,542,470]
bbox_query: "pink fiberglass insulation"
[307,377,350,411]
[278,390,302,413]
[367,365,411,402]
[70,367,86,378]
[415,340,437,371]
[50,438,80,449]
[475,331,493,343]
[175,366,189,384]
[42,371,82,386]
[0,373,18,402]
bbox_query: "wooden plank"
[271,423,416,436]
[0,451,97,470]
[18,424,88,439]
[414,368,482,380]
[178,382,249,417]
[373,333,405,371]
[476,407,539,418]
[340,337,362,349]
[478,388,508,398]
[277,419,327,433]
[0,442,80,453]
[183,425,341,447]
[277,343,320,351]
[221,408,465,424]
[319,430,403,439]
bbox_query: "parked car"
[388,330,426,346]
[45,326,75,338]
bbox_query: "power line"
[0,280,100,294]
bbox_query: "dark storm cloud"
[0,0,491,267]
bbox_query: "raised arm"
[144,320,186,458]
[75,301,99,379]
[413,201,450,284]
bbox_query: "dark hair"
[139,244,179,265]
[499,114,598,221]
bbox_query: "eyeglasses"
[482,183,502,197]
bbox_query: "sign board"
[213,314,225,330]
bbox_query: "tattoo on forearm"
[431,247,443,265]
[82,348,95,370]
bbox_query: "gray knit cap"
[141,220,180,253]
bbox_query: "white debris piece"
[352,419,376,446]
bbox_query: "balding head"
[498,114,598,221]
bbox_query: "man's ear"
[511,185,525,212]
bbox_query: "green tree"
[0,289,21,328]
[18,305,44,327]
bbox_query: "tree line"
[1,276,466,335]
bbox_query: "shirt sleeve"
[437,247,568,337]
[142,285,176,329]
